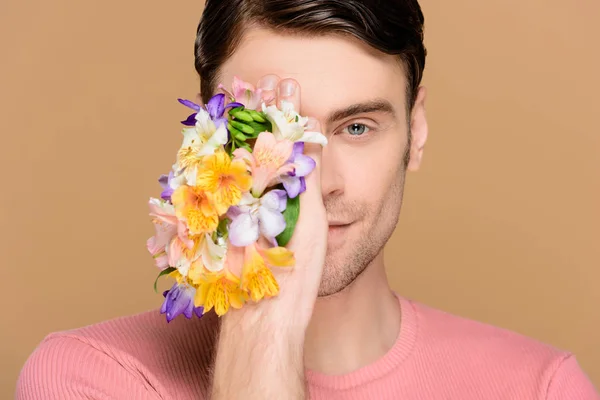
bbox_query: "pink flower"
[146,198,193,270]
[233,131,295,197]
[218,76,273,110]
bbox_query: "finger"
[277,78,301,113]
[305,117,321,134]
[289,141,326,253]
[256,74,280,106]
[301,142,324,200]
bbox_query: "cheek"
[335,137,406,203]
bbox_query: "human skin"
[210,27,428,398]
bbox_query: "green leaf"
[276,195,300,247]
[154,267,176,293]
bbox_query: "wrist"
[221,300,307,343]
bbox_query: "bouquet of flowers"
[146,77,327,322]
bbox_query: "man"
[17,0,599,399]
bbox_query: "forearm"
[210,308,307,399]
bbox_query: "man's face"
[219,28,427,296]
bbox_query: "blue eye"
[344,123,370,136]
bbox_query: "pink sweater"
[17,295,598,399]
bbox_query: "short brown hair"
[194,0,426,109]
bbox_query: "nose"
[320,142,344,198]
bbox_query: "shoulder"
[16,309,219,399]
[406,299,598,399]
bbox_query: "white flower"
[227,190,288,247]
[171,108,228,185]
[200,233,227,272]
[262,101,328,146]
[172,233,227,277]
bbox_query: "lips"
[328,223,351,233]
[327,221,351,226]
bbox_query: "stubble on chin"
[317,179,405,297]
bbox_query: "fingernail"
[257,75,279,91]
[279,80,296,97]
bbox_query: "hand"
[210,75,327,399]
[238,74,328,330]
[263,75,329,329]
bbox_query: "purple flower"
[227,190,288,247]
[178,95,243,128]
[160,283,204,322]
[280,142,316,198]
[158,171,175,202]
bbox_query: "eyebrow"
[326,98,396,126]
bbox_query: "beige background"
[1,0,598,397]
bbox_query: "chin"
[317,249,370,297]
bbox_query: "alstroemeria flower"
[187,234,228,285]
[167,234,205,277]
[195,150,252,215]
[262,100,328,146]
[227,190,287,247]
[218,76,269,111]
[233,131,294,197]
[280,142,316,198]
[146,198,193,270]
[173,107,228,185]
[161,282,204,322]
[171,185,219,236]
[194,265,248,317]
[158,171,175,202]
[240,243,295,302]
[178,94,242,128]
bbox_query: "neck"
[303,251,401,375]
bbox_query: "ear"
[407,86,428,172]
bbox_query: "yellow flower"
[241,244,295,302]
[171,185,219,235]
[187,257,205,285]
[194,269,248,316]
[195,150,252,215]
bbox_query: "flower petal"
[198,123,228,156]
[224,101,244,110]
[178,98,201,111]
[292,154,316,177]
[291,141,304,158]
[262,246,295,267]
[201,234,227,272]
[158,174,169,188]
[154,253,169,270]
[194,108,216,135]
[258,204,286,239]
[280,175,302,198]
[300,130,328,146]
[266,189,287,212]
[228,212,260,247]
[226,205,242,220]
[206,93,225,119]
[163,284,195,322]
[181,113,197,126]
